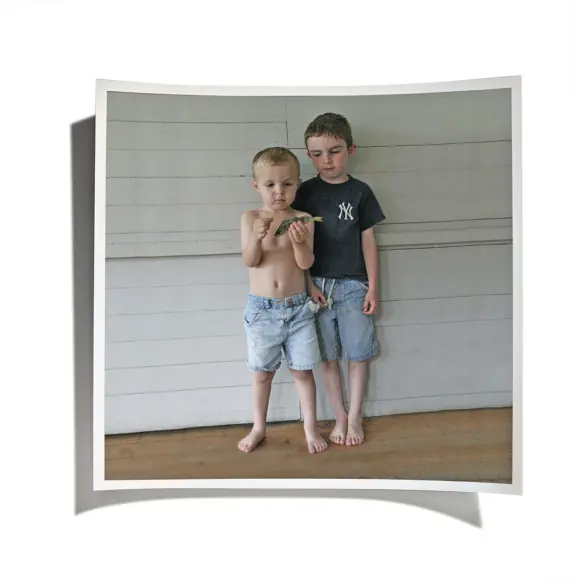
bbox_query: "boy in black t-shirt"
[291,113,386,446]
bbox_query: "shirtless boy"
[238,146,328,454]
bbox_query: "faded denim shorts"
[243,291,321,373]
[312,277,379,363]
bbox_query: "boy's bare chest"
[262,229,292,253]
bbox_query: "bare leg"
[238,371,274,452]
[290,369,328,454]
[321,360,348,444]
[346,360,368,445]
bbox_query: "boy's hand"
[363,287,378,315]
[252,215,273,240]
[310,284,327,306]
[288,220,309,244]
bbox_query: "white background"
[2,1,574,578]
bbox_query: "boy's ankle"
[303,421,319,433]
[348,410,363,421]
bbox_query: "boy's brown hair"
[252,147,300,179]
[304,112,354,149]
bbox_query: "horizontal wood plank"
[106,294,511,343]
[106,225,512,258]
[106,176,257,205]
[105,267,510,315]
[358,165,511,223]
[106,360,295,396]
[105,382,300,434]
[295,141,511,175]
[106,141,511,178]
[285,89,512,147]
[362,391,512,418]
[106,164,510,209]
[106,281,249,315]
[107,92,288,123]
[107,121,287,150]
[106,148,257,178]
[107,218,513,258]
[380,243,512,300]
[105,244,512,300]
[105,254,250,288]
[106,318,511,372]
[106,334,247,369]
[106,202,260,234]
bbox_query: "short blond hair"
[252,147,300,179]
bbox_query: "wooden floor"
[105,407,513,483]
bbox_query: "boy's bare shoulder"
[243,208,272,218]
[241,209,259,222]
[291,209,312,218]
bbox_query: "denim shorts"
[243,291,322,373]
[312,277,379,363]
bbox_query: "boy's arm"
[240,211,263,267]
[361,227,379,314]
[358,185,386,315]
[304,270,315,292]
[290,219,315,271]
[305,268,327,305]
[362,227,379,291]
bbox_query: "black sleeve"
[290,183,309,213]
[358,185,386,231]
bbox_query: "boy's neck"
[318,173,350,185]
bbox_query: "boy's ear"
[348,144,357,156]
[252,179,259,191]
[305,150,311,158]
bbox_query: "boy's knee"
[289,368,314,382]
[348,359,368,369]
[321,359,340,372]
[254,371,274,387]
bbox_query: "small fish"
[274,215,323,236]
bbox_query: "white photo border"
[93,76,522,495]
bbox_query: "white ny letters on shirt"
[338,201,354,220]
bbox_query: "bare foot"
[346,417,364,446]
[330,415,348,445]
[305,429,328,454]
[238,429,265,452]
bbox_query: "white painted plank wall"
[105,89,512,258]
[104,90,513,434]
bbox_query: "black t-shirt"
[291,175,386,280]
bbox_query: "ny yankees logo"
[338,201,354,220]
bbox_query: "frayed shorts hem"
[345,345,378,362]
[319,346,378,363]
[287,362,321,371]
[246,363,281,373]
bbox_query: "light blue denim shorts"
[311,277,379,363]
[243,291,322,373]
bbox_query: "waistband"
[247,291,308,309]
[312,276,366,283]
